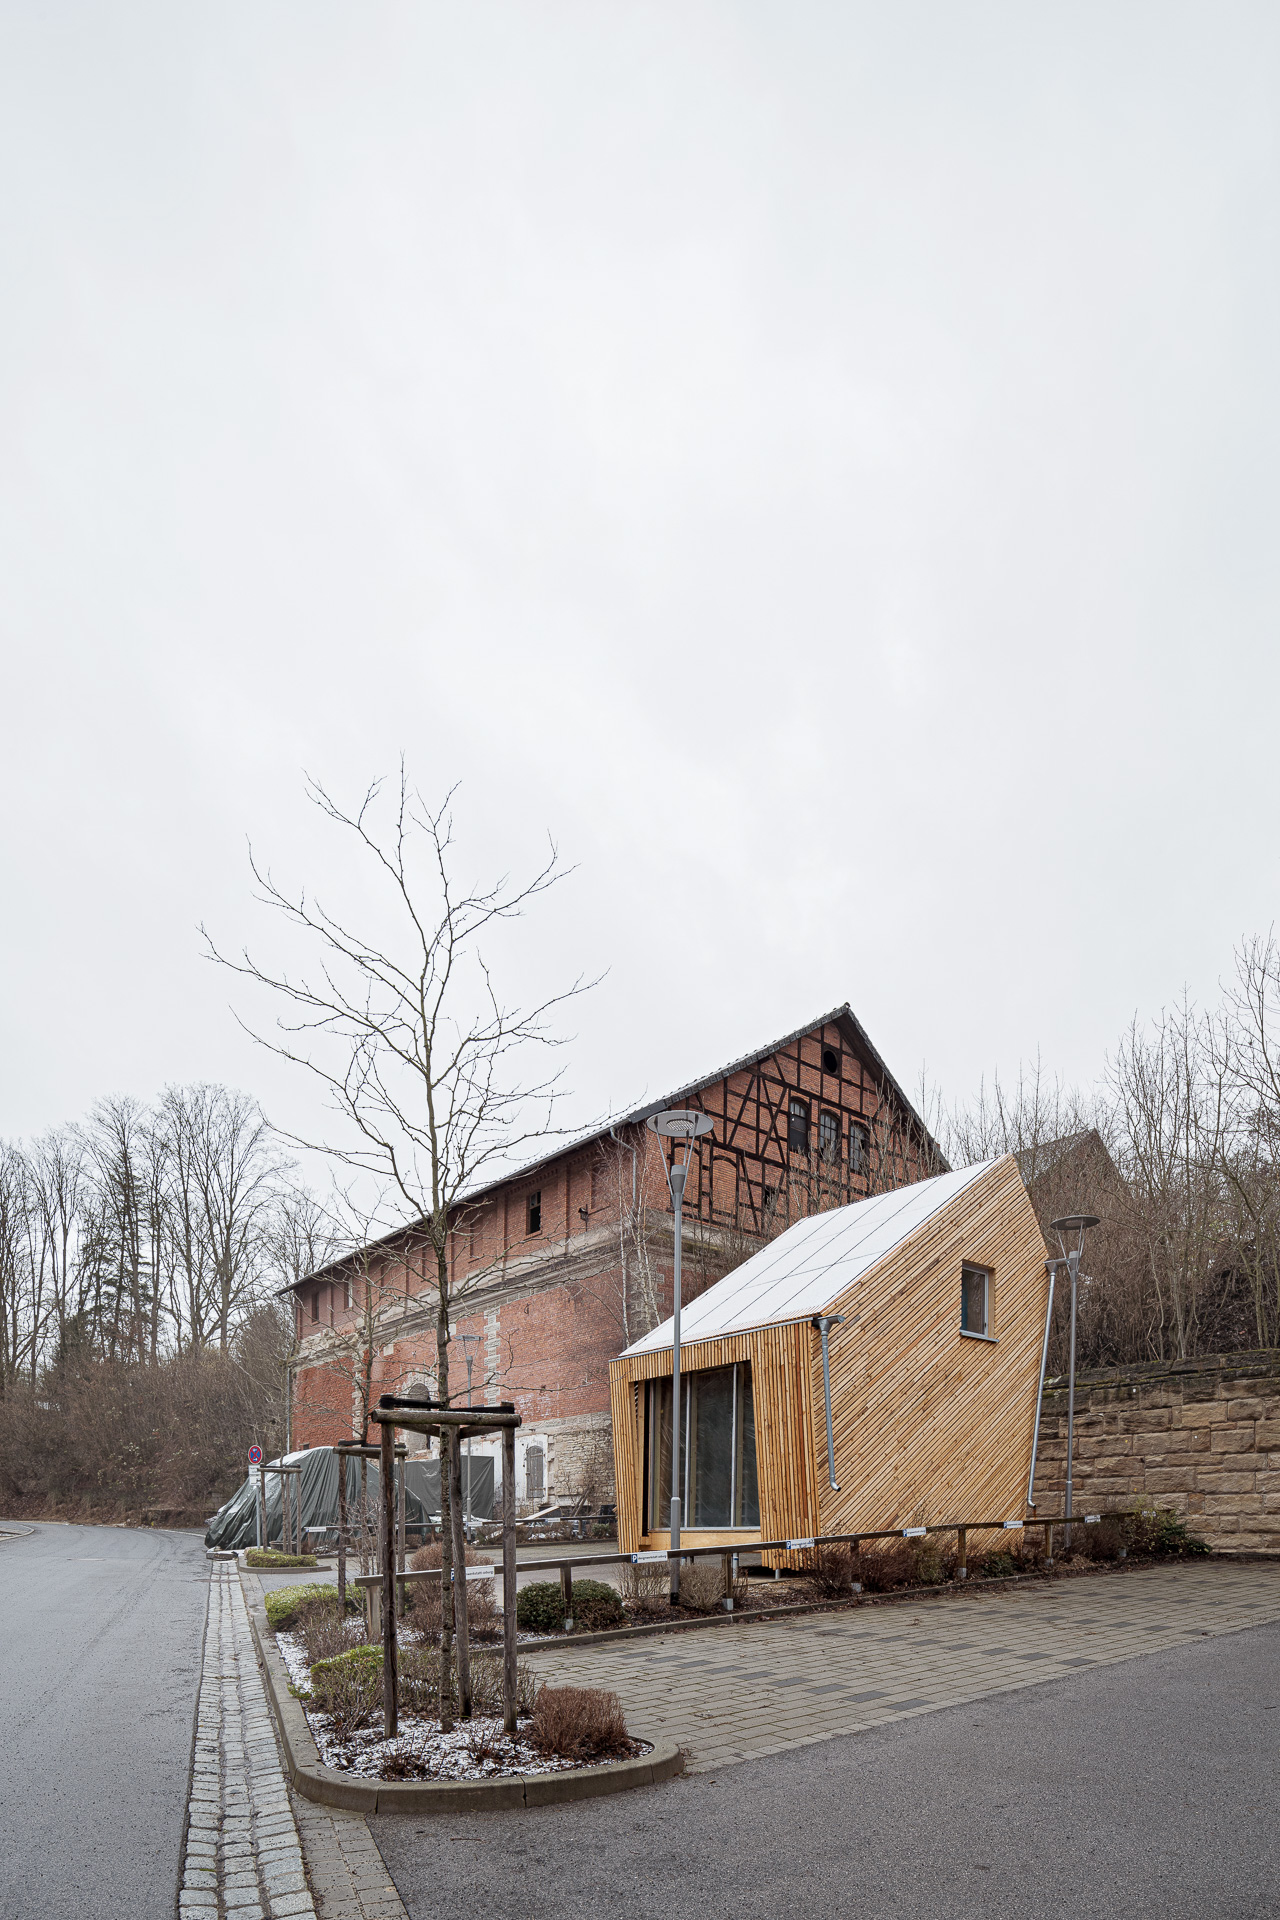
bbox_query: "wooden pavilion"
[608,1156,1050,1563]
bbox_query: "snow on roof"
[621,1160,997,1356]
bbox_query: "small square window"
[526,1190,542,1235]
[818,1110,840,1164]
[850,1121,869,1175]
[788,1098,809,1152]
[961,1264,989,1336]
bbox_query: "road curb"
[245,1585,683,1814]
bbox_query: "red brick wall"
[291,1018,932,1455]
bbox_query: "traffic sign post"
[248,1447,264,1546]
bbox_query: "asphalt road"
[372,1616,1280,1920]
[0,1520,209,1920]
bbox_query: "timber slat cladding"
[812,1156,1048,1533]
[609,1155,1048,1561]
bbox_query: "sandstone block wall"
[1031,1348,1280,1553]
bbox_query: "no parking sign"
[248,1445,263,1466]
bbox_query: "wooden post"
[395,1451,404,1605]
[450,1428,473,1719]
[439,1433,454,1734]
[1044,1521,1054,1565]
[559,1560,574,1626]
[380,1420,398,1739]
[502,1423,517,1733]
[957,1526,968,1580]
[337,1452,348,1611]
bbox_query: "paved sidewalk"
[182,1564,407,1920]
[523,1557,1280,1769]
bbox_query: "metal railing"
[350,1509,1109,1620]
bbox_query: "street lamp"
[460,1332,481,1539]
[1049,1214,1099,1550]
[647,1107,714,1602]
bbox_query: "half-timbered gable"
[286,1003,944,1504]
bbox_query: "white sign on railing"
[903,1527,927,1538]
[1002,1520,1024,1531]
[1084,1514,1100,1524]
[785,1537,816,1550]
[631,1550,668,1563]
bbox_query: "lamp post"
[460,1332,480,1539]
[646,1108,714,1602]
[1049,1214,1099,1551]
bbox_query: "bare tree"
[206,768,593,1717]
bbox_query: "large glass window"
[644,1363,759,1530]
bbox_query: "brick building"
[286,1003,944,1506]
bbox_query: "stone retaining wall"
[1031,1348,1280,1553]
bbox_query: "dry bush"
[810,1544,859,1595]
[527,1685,636,1761]
[469,1649,537,1718]
[294,1591,366,1667]
[617,1562,669,1619]
[308,1647,381,1739]
[406,1539,501,1645]
[677,1560,727,1612]
[1070,1516,1126,1562]
[852,1540,930,1592]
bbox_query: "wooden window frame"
[787,1097,810,1154]
[817,1109,841,1165]
[526,1190,542,1236]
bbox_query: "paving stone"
[522,1560,1280,1773]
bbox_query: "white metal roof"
[621,1160,998,1356]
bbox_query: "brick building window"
[526,1191,542,1235]
[788,1099,809,1153]
[850,1121,869,1176]
[310,1288,319,1322]
[822,1046,840,1075]
[818,1111,841,1164]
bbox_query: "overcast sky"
[3,3,1279,1162]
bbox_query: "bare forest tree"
[0,1081,321,1522]
[945,943,1280,1370]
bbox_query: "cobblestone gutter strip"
[181,1564,316,1920]
[244,1581,683,1813]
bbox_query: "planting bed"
[271,1602,648,1785]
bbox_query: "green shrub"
[245,1548,317,1569]
[570,1579,625,1631]
[515,1576,624,1633]
[1124,1503,1209,1557]
[516,1580,567,1633]
[308,1646,382,1737]
[265,1582,361,1632]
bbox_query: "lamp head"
[1050,1213,1100,1259]
[647,1109,714,1141]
